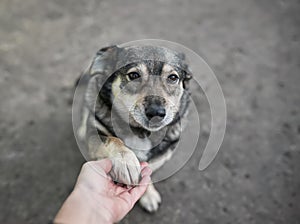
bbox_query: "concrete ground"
[0,0,299,223]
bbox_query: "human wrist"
[54,188,113,224]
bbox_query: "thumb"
[93,158,113,174]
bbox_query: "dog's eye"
[127,72,140,81]
[167,74,179,84]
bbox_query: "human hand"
[54,159,152,224]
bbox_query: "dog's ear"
[89,45,121,76]
[181,59,193,89]
[183,69,192,89]
[75,46,121,87]
[81,46,121,110]
[176,52,193,89]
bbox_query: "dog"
[76,45,192,212]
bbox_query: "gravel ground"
[0,0,299,223]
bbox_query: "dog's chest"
[123,136,152,161]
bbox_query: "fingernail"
[142,167,152,177]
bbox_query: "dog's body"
[77,45,192,212]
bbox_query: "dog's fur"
[77,45,192,212]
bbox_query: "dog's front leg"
[88,135,141,185]
[139,183,161,212]
[139,148,175,212]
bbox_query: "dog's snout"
[145,105,166,120]
[144,96,166,121]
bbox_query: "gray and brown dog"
[77,45,192,212]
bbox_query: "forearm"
[54,189,113,224]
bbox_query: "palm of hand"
[76,160,151,223]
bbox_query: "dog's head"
[87,45,192,132]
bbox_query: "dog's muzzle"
[144,96,166,124]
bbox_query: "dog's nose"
[145,104,166,121]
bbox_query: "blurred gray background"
[0,0,299,223]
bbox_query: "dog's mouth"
[148,116,164,126]
[129,108,171,132]
[149,116,164,124]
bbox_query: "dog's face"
[111,60,189,131]
[92,46,192,132]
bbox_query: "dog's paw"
[139,184,161,212]
[109,150,141,185]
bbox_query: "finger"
[141,166,152,177]
[112,185,130,195]
[140,162,148,169]
[94,158,113,173]
[128,175,151,203]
